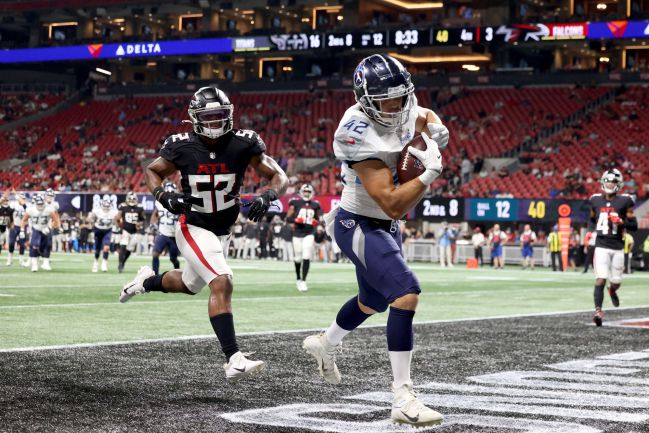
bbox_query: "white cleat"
[391,383,443,427]
[92,261,99,273]
[119,266,154,303]
[223,351,265,380]
[101,260,108,272]
[300,280,309,292]
[21,259,30,268]
[302,332,341,384]
[297,280,308,292]
[41,260,52,271]
[31,258,38,273]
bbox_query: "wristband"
[153,186,164,201]
[418,169,437,186]
[263,189,278,201]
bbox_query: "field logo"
[222,348,649,432]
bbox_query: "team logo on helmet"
[353,66,364,87]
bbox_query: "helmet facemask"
[126,193,138,206]
[600,170,623,195]
[189,104,233,139]
[358,83,414,129]
[299,185,314,201]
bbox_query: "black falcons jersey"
[289,199,322,238]
[119,203,146,234]
[0,205,13,232]
[160,130,266,236]
[589,193,635,250]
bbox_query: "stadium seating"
[1,85,646,200]
[0,93,64,125]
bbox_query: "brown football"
[397,134,427,184]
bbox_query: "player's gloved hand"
[19,231,25,240]
[311,219,319,227]
[248,189,278,222]
[609,212,623,224]
[426,122,449,150]
[294,217,305,224]
[111,225,120,234]
[408,132,443,186]
[42,227,50,236]
[153,186,193,215]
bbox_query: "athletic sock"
[102,251,109,260]
[387,306,415,388]
[210,313,239,361]
[171,258,180,269]
[325,296,371,346]
[302,259,310,281]
[143,272,167,292]
[594,283,605,309]
[152,256,160,275]
[294,261,302,280]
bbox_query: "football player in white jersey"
[303,54,448,427]
[43,188,59,258]
[6,192,29,267]
[21,194,61,272]
[89,198,118,272]
[150,182,181,275]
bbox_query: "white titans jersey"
[333,98,419,220]
[155,202,179,237]
[26,206,53,232]
[46,200,59,211]
[11,202,27,226]
[92,208,118,231]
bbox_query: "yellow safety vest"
[624,234,633,254]
[548,232,561,252]
[644,237,649,253]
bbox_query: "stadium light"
[599,56,609,62]
[462,64,480,71]
[596,3,607,10]
[311,6,342,30]
[95,67,112,76]
[389,53,491,63]
[258,57,292,79]
[378,0,443,9]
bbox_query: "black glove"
[154,186,193,215]
[247,189,278,222]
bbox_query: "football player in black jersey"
[0,195,13,261]
[119,86,288,380]
[589,169,637,326]
[115,192,146,273]
[286,184,322,292]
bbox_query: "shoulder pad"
[162,132,192,148]
[620,193,635,204]
[233,129,266,154]
[589,193,602,200]
[333,114,375,162]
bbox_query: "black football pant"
[551,252,563,271]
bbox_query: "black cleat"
[593,310,604,327]
[608,287,620,307]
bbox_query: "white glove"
[427,122,449,149]
[42,227,50,236]
[19,231,25,240]
[407,132,443,186]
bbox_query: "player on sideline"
[21,194,60,272]
[0,196,13,262]
[589,168,637,326]
[150,182,181,275]
[89,198,118,272]
[286,184,321,291]
[43,188,59,259]
[119,86,288,380]
[6,192,28,266]
[303,54,447,427]
[520,224,537,270]
[115,192,146,273]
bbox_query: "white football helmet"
[600,169,623,195]
[126,192,138,206]
[299,184,314,201]
[101,198,112,211]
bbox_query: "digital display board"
[432,27,476,45]
[466,198,519,221]
[0,38,232,63]
[324,31,387,49]
[232,36,271,52]
[415,197,464,221]
[389,28,430,47]
[588,20,649,39]
[269,33,322,51]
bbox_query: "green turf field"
[1,252,648,350]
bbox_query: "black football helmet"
[600,168,623,195]
[188,86,234,139]
[353,54,414,129]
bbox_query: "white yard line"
[2,305,648,353]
